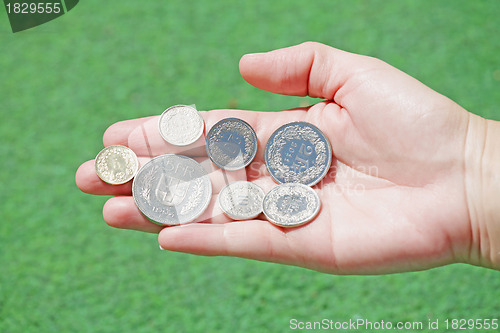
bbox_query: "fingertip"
[75,162,86,190]
[158,223,225,255]
[103,121,124,147]
[103,197,163,233]
[103,116,156,147]
[75,160,98,194]
[239,54,261,89]
[75,159,136,195]
[238,44,313,97]
[102,196,127,228]
[239,52,263,75]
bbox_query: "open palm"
[76,42,474,274]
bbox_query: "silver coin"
[206,118,258,171]
[218,181,265,220]
[132,154,212,225]
[263,183,321,227]
[265,122,332,186]
[159,105,205,146]
[95,145,139,185]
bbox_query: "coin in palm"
[132,154,212,225]
[265,122,331,186]
[263,183,321,227]
[218,181,265,220]
[159,105,205,146]
[95,145,139,185]
[206,118,258,170]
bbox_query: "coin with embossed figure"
[206,118,258,171]
[95,145,139,185]
[132,154,212,225]
[265,122,332,186]
[159,105,205,146]
[263,183,321,227]
[218,181,265,220]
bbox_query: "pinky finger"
[158,221,300,265]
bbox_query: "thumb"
[239,41,373,100]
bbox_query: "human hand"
[76,42,500,274]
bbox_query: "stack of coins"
[205,117,263,219]
[262,122,331,227]
[94,105,332,228]
[134,105,211,225]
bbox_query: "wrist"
[465,114,500,269]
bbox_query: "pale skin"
[76,42,500,274]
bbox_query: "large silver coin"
[206,118,258,171]
[95,145,139,185]
[218,181,265,220]
[132,154,212,225]
[159,105,204,146]
[263,183,321,227]
[265,122,332,186]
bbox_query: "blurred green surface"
[1,1,500,332]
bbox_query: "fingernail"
[159,244,166,250]
[242,52,265,59]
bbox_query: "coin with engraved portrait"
[218,181,265,220]
[95,145,139,185]
[132,154,212,225]
[206,118,258,171]
[265,122,332,186]
[263,183,321,227]
[159,105,205,146]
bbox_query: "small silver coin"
[265,122,332,186]
[132,154,212,225]
[218,181,265,220]
[95,145,139,185]
[263,183,321,227]
[206,118,258,171]
[159,105,205,146]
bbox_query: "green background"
[1,1,500,332]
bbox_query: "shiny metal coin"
[159,105,204,146]
[206,118,258,171]
[265,122,332,186]
[132,154,212,225]
[263,183,321,227]
[218,181,265,220]
[95,145,139,185]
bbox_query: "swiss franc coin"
[218,181,265,220]
[95,145,139,185]
[206,118,258,171]
[159,105,204,146]
[132,154,212,225]
[263,183,320,227]
[265,122,331,186]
